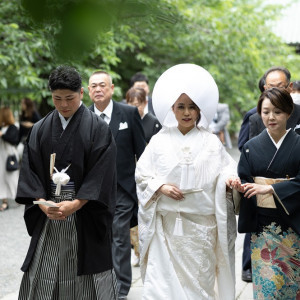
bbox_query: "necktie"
[100,113,106,120]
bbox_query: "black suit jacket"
[238,107,257,151]
[249,104,300,139]
[89,101,146,201]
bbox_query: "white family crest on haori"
[294,124,300,130]
[119,122,128,130]
[152,63,219,129]
[52,165,71,196]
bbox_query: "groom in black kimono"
[16,66,118,299]
[88,71,146,299]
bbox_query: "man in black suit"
[130,72,155,116]
[249,66,300,139]
[88,71,146,299]
[238,75,265,151]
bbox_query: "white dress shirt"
[93,100,113,124]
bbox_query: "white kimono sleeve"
[219,145,241,214]
[135,141,165,208]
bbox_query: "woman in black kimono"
[238,87,300,300]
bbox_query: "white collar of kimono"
[58,101,82,130]
[173,125,199,137]
[267,128,291,149]
[93,99,113,124]
[152,64,219,129]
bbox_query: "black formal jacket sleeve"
[16,105,117,275]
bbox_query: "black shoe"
[118,295,127,300]
[242,269,252,282]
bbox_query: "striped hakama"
[18,182,118,300]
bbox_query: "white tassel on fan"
[52,164,71,196]
[173,211,184,236]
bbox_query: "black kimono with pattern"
[238,129,300,235]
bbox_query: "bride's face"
[172,93,200,134]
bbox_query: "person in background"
[238,87,300,299]
[0,107,19,211]
[209,102,232,148]
[126,87,161,143]
[238,75,265,282]
[249,66,300,139]
[125,87,161,267]
[136,64,242,300]
[130,72,155,116]
[16,66,118,299]
[19,97,41,144]
[291,80,300,105]
[238,75,265,152]
[88,71,146,300]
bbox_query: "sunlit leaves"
[1,0,300,128]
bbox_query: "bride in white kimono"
[135,64,241,300]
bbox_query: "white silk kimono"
[135,126,239,300]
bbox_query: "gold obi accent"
[253,176,290,209]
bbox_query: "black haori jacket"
[16,105,117,275]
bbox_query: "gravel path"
[0,203,29,298]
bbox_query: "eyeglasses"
[265,83,290,89]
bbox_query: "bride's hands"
[226,176,244,192]
[158,184,184,200]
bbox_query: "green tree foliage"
[129,0,300,131]
[0,1,51,107]
[1,0,300,129]
[0,0,176,110]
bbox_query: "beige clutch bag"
[253,176,289,208]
